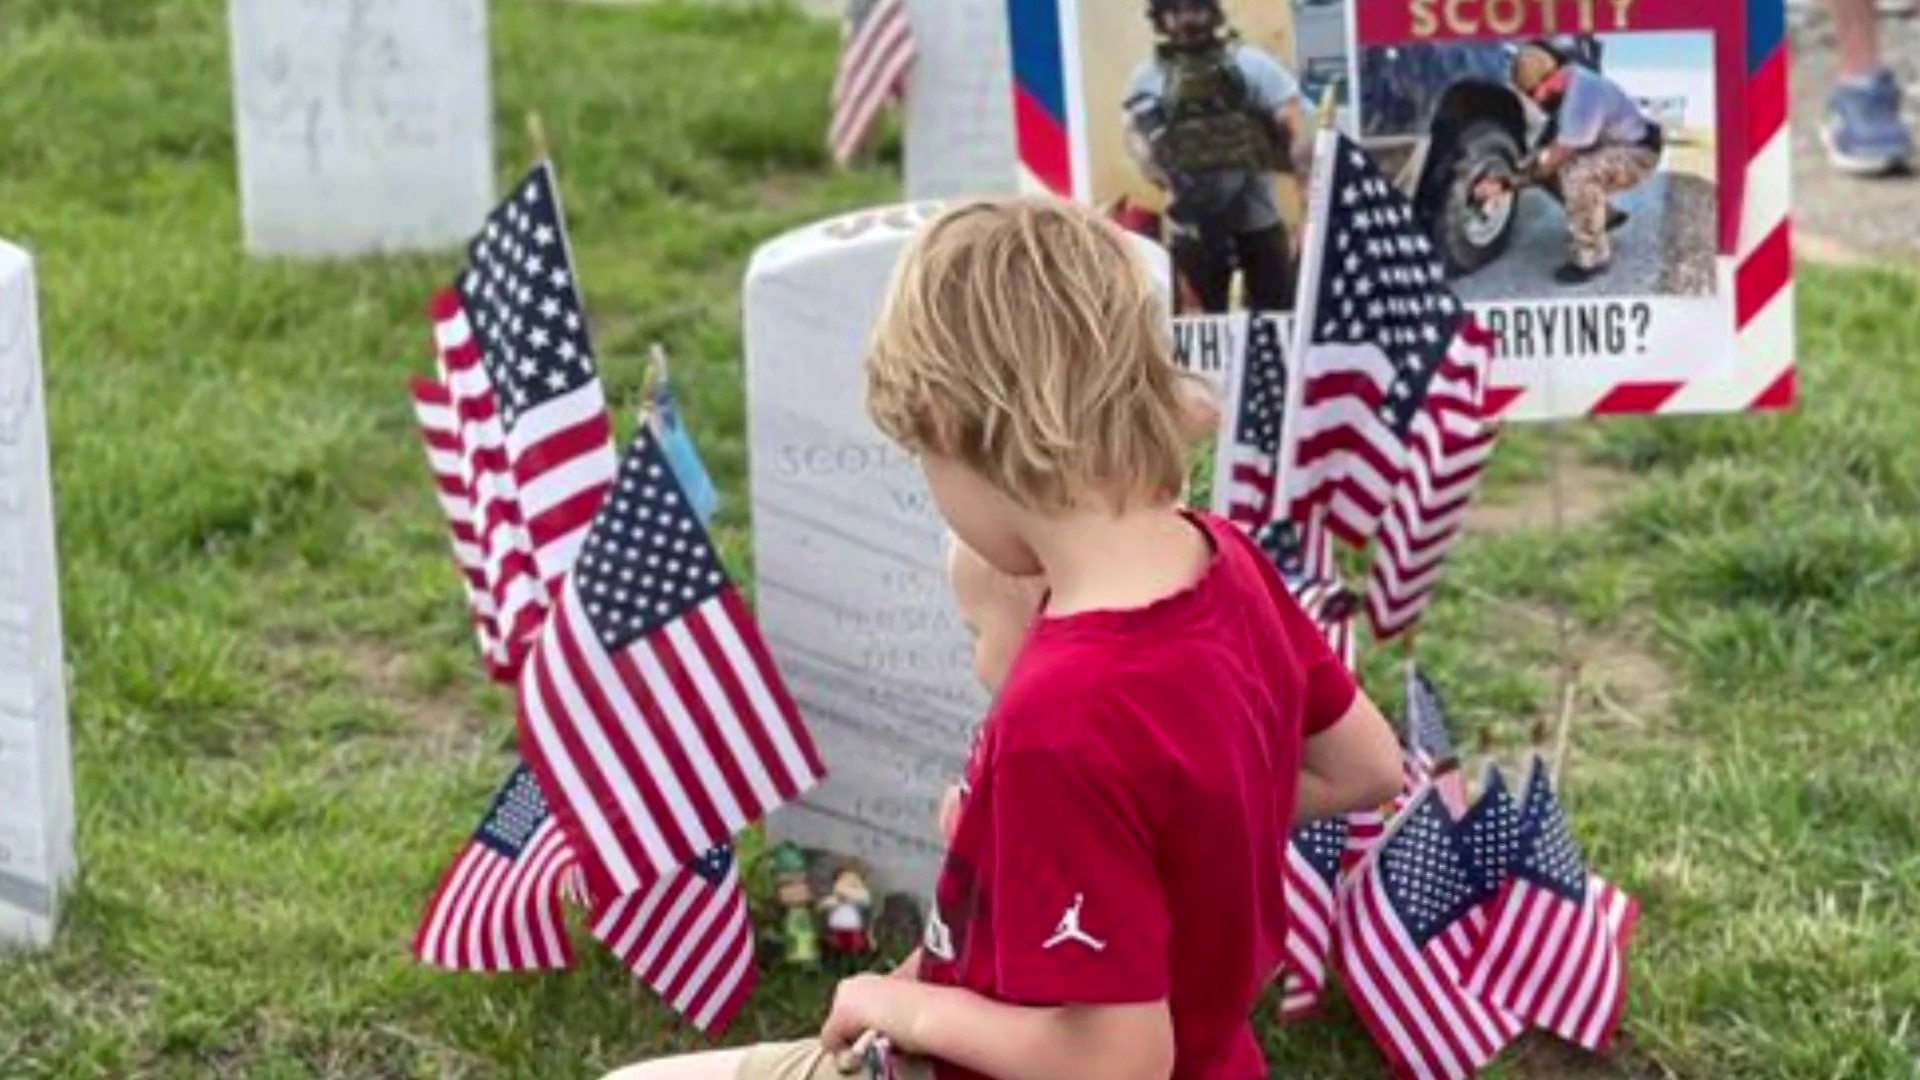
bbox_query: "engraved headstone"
[226,0,495,258]
[902,0,1018,201]
[744,205,1166,896]
[0,241,75,950]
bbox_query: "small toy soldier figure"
[770,842,820,968]
[819,862,874,955]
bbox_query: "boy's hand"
[820,974,918,1053]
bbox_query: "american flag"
[590,843,755,1035]
[1281,133,1500,640]
[453,162,617,594]
[1363,318,1498,640]
[1218,312,1288,530]
[1464,759,1638,1051]
[1254,517,1356,672]
[1403,664,1466,814]
[828,0,915,166]
[1337,787,1522,1080]
[516,428,826,900]
[1278,815,1348,1022]
[414,764,578,972]
[409,374,505,676]
[1442,763,1521,973]
[431,292,545,678]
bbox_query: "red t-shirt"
[917,512,1356,1080]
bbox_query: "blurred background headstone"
[226,0,495,257]
[0,241,75,950]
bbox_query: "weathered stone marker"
[743,205,1166,896]
[902,0,1018,201]
[0,241,75,950]
[226,0,495,257]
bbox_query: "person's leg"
[1824,0,1913,174]
[1170,227,1234,312]
[1553,146,1660,282]
[1232,224,1296,312]
[1554,151,1615,280]
[1832,0,1883,78]
[600,1048,750,1080]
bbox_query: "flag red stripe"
[617,636,751,845]
[523,609,655,898]
[1357,874,1496,1075]
[554,602,706,870]
[683,606,796,808]
[1341,875,1463,1079]
[718,589,827,783]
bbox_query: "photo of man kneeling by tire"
[1474,41,1663,286]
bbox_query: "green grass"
[2,2,1918,1076]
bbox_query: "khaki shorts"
[735,1039,935,1080]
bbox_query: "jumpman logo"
[1042,892,1107,952]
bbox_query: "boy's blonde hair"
[865,196,1199,512]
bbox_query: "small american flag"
[1464,758,1638,1051]
[590,843,755,1035]
[1441,763,1521,972]
[1217,312,1288,530]
[1282,134,1499,639]
[414,764,578,972]
[431,292,546,678]
[1363,322,1499,640]
[828,0,915,166]
[1254,517,1357,672]
[1337,787,1522,1080]
[1403,664,1467,813]
[409,374,505,675]
[454,162,618,594]
[1278,815,1348,1022]
[516,428,826,900]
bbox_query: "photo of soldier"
[1470,40,1664,285]
[1121,0,1313,313]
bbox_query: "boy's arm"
[821,974,1173,1080]
[1295,692,1402,822]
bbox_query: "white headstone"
[902,0,1018,201]
[0,241,74,950]
[744,205,1166,896]
[226,0,495,258]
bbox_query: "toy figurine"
[770,842,820,968]
[819,862,874,955]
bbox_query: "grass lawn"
[2,2,1919,1077]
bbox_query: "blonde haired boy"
[603,196,1400,1080]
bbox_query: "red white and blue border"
[1013,0,1795,421]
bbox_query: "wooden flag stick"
[526,110,552,163]
[1315,78,1342,130]
[1541,370,1583,789]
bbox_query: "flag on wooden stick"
[516,428,826,901]
[1282,132,1502,643]
[589,843,756,1035]
[1337,787,1523,1080]
[414,764,579,972]
[1464,758,1638,1051]
[828,0,915,165]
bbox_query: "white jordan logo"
[1042,893,1106,952]
[924,903,955,961]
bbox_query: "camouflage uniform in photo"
[1544,64,1663,270]
[1126,34,1302,311]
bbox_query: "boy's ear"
[920,392,965,456]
